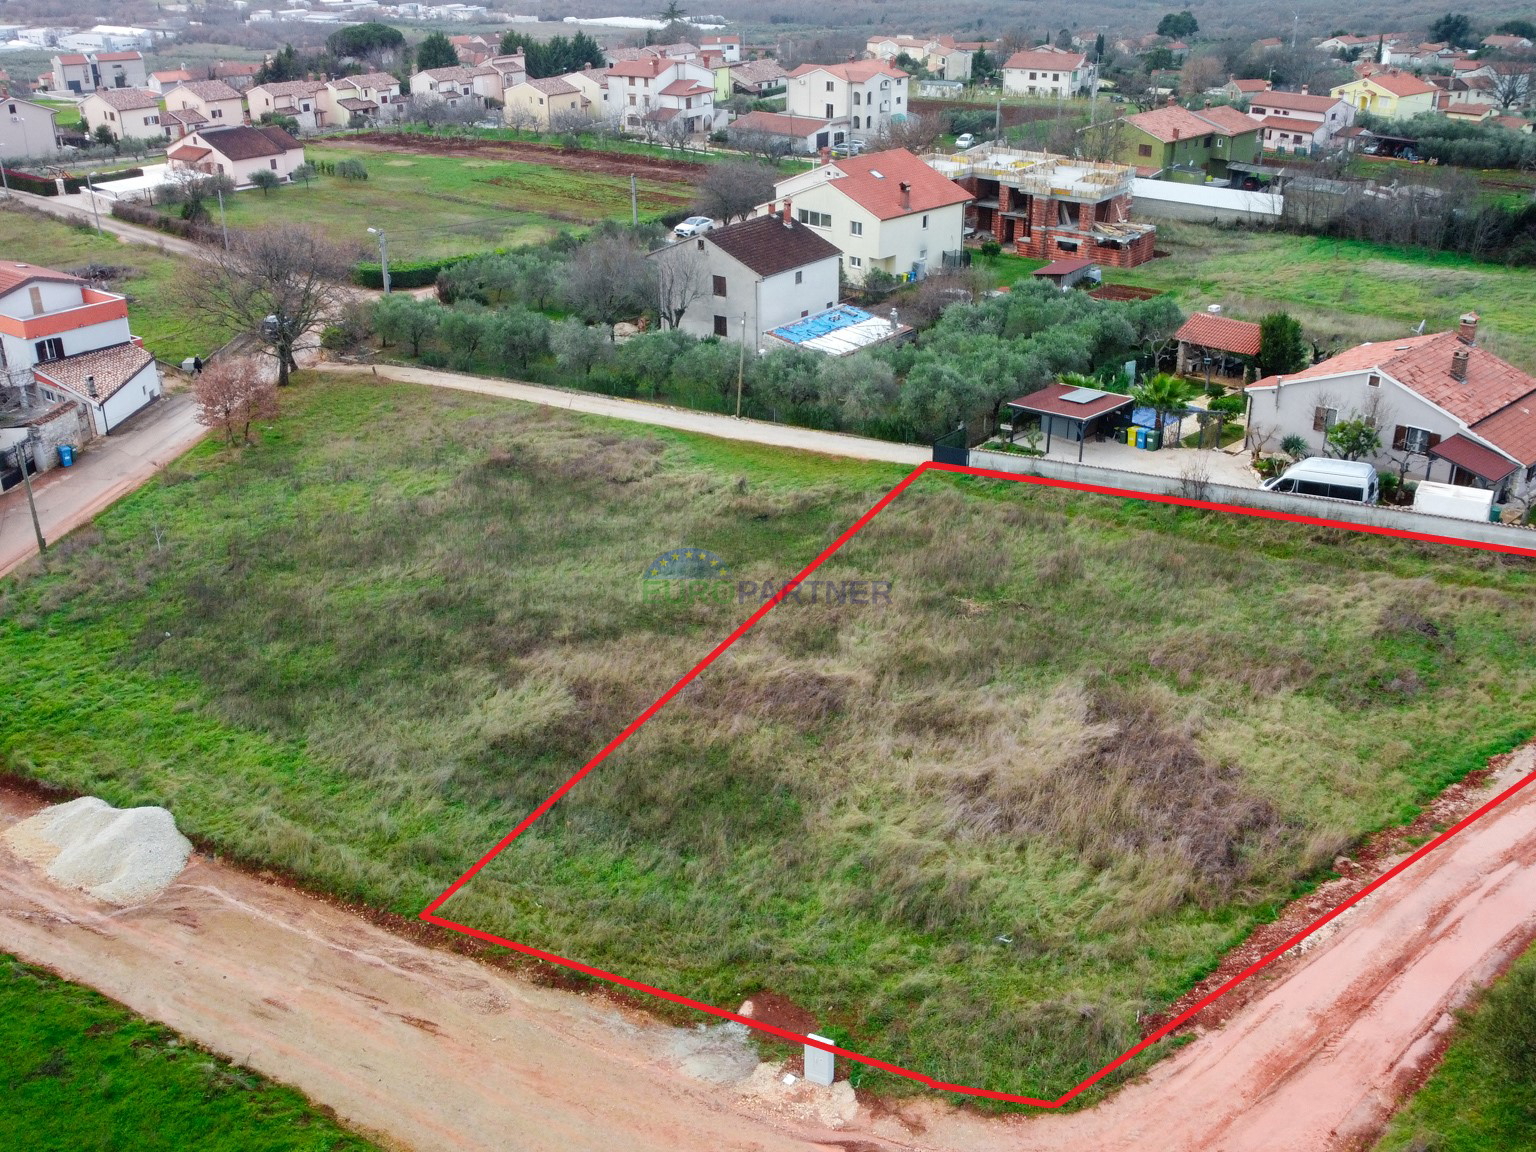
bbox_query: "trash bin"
[1135,427,1147,450]
[1147,428,1163,451]
[58,444,74,467]
[1490,504,1503,523]
[1126,427,1138,446]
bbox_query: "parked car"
[829,139,865,158]
[673,216,715,238]
[954,132,975,149]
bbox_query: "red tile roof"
[703,214,842,277]
[658,78,711,97]
[1427,433,1519,481]
[1364,71,1438,97]
[1256,115,1316,133]
[1033,256,1096,276]
[1003,48,1088,72]
[607,57,672,79]
[89,86,160,111]
[1230,78,1271,92]
[824,148,971,220]
[786,60,907,83]
[1472,401,1536,467]
[33,342,155,403]
[727,110,829,138]
[1127,104,1253,143]
[1250,90,1339,114]
[168,79,243,103]
[53,54,89,65]
[0,261,79,296]
[95,52,144,63]
[1175,314,1262,357]
[166,143,211,162]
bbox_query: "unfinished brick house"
[924,146,1157,268]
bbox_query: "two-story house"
[166,123,305,188]
[700,34,742,63]
[1331,71,1438,120]
[1246,88,1355,154]
[1104,104,1260,181]
[605,57,716,136]
[0,261,162,455]
[245,80,329,133]
[767,147,971,283]
[1002,47,1095,98]
[409,66,483,110]
[504,76,585,129]
[51,50,147,93]
[162,79,245,133]
[323,72,406,127]
[784,61,909,143]
[865,35,974,82]
[1248,314,1536,500]
[650,211,842,343]
[0,97,57,159]
[49,54,93,94]
[81,87,161,143]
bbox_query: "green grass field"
[0,954,377,1151]
[189,144,695,264]
[1107,221,1536,371]
[33,98,80,128]
[0,201,230,364]
[1377,939,1536,1151]
[2,375,1534,1104]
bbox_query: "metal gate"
[932,424,968,467]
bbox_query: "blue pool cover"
[772,306,873,344]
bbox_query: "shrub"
[353,255,470,290]
[335,158,369,181]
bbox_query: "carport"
[1008,383,1135,462]
[1428,434,1519,496]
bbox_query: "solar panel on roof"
[1061,387,1108,404]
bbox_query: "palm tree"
[1130,372,1193,447]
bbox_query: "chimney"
[899,181,911,210]
[1173,126,1181,140]
[1300,83,1309,94]
[782,198,791,222]
[1451,347,1469,381]
[1457,311,1479,344]
[819,146,830,166]
[85,374,97,398]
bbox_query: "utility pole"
[367,227,390,292]
[216,185,229,251]
[735,312,746,418]
[84,171,101,235]
[630,173,638,226]
[18,432,46,560]
[1292,13,1299,50]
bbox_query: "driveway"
[0,391,206,578]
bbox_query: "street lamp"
[367,226,390,293]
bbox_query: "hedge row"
[109,200,222,244]
[353,255,472,290]
[3,167,145,195]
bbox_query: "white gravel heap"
[4,796,193,905]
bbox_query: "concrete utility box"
[804,1033,835,1086]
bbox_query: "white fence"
[966,447,1536,554]
[1130,178,1284,224]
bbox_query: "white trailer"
[1412,481,1494,522]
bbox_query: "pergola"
[1008,383,1135,462]
[1428,434,1519,494]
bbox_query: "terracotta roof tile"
[33,342,155,404]
[728,110,830,137]
[1472,401,1536,466]
[167,79,243,103]
[786,60,907,83]
[89,87,159,111]
[820,148,971,221]
[0,261,79,296]
[1175,314,1262,357]
[699,214,841,277]
[1250,90,1339,114]
[1003,48,1088,71]
[1428,432,1519,480]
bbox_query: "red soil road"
[1,751,1535,1151]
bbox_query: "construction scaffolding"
[922,145,1135,204]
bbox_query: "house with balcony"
[926,144,1157,267]
[323,72,407,126]
[1331,70,1438,119]
[1246,88,1355,153]
[1001,47,1095,98]
[605,57,716,136]
[81,87,161,143]
[784,61,909,143]
[162,79,245,131]
[0,261,162,471]
[729,58,788,99]
[767,147,970,283]
[1247,314,1536,500]
[246,80,329,132]
[409,65,485,110]
[700,34,742,63]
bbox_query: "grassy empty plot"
[0,954,377,1151]
[0,201,227,364]
[1109,221,1536,371]
[1,375,1534,1104]
[193,145,694,264]
[1377,939,1536,1152]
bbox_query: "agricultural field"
[1,376,1534,1103]
[1106,221,1536,371]
[0,953,378,1151]
[184,141,699,264]
[0,202,229,365]
[1377,938,1536,1151]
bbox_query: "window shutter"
[1426,432,1441,452]
[1313,406,1329,432]
[1392,425,1408,451]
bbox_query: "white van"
[1412,480,1494,522]
[1262,458,1379,504]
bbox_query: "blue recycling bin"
[58,444,74,467]
[1135,427,1147,450]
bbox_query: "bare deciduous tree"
[193,355,278,444]
[727,127,797,162]
[1491,65,1533,111]
[866,112,943,154]
[561,234,656,339]
[693,158,777,223]
[180,226,357,387]
[653,244,711,329]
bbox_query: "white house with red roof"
[246,80,329,133]
[80,87,161,143]
[784,61,909,143]
[699,34,741,63]
[1246,88,1355,153]
[865,35,974,82]
[0,261,161,457]
[604,57,716,136]
[1002,47,1095,97]
[1247,314,1536,498]
[766,147,970,283]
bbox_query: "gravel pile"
[3,796,193,905]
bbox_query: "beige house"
[409,66,483,110]
[245,80,329,133]
[149,68,196,94]
[1002,47,1095,97]
[0,96,57,159]
[504,76,585,129]
[167,123,305,188]
[561,68,606,111]
[865,35,974,82]
[81,87,161,142]
[784,61,909,142]
[323,72,406,126]
[162,79,245,129]
[766,147,970,283]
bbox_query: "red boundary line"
[421,461,1536,1107]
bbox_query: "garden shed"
[1008,383,1134,461]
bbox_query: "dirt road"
[4,751,1536,1151]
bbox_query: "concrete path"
[0,392,206,579]
[326,362,932,467]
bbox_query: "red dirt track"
[425,461,1536,1105]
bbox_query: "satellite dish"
[1412,319,1426,335]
